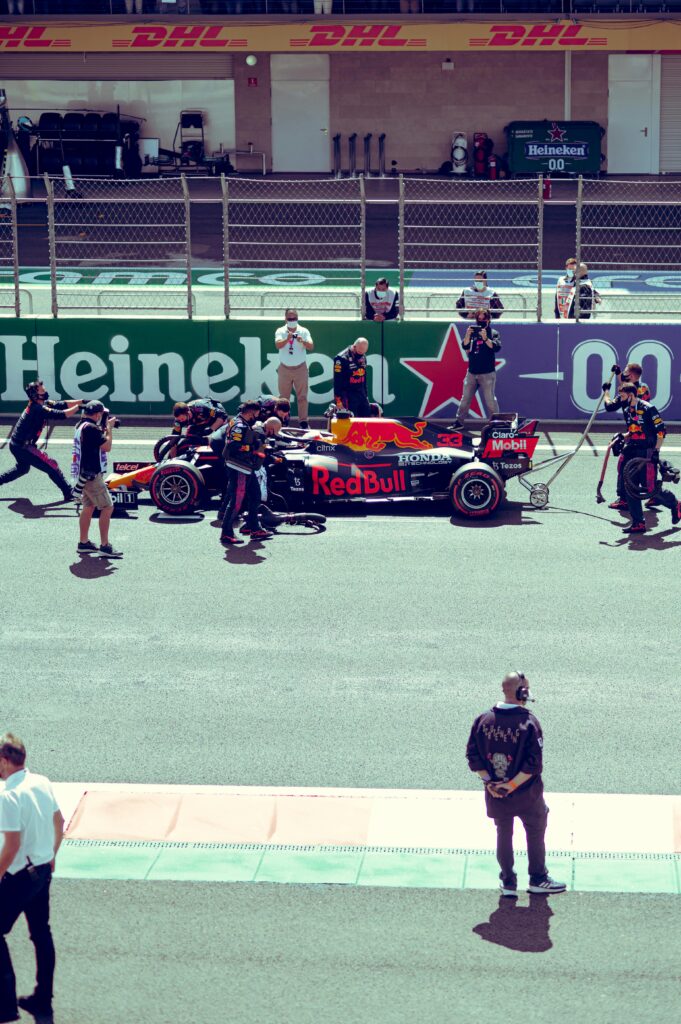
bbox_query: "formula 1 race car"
[106,412,541,519]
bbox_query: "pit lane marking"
[27,441,681,453]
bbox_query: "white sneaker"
[527,876,567,894]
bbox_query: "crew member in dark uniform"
[0,380,81,501]
[603,363,651,511]
[171,398,226,440]
[334,337,371,417]
[466,671,566,898]
[219,400,272,546]
[608,382,679,534]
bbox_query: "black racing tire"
[149,464,202,515]
[449,462,504,518]
[153,434,199,463]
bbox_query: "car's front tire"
[150,464,202,515]
[449,463,503,518]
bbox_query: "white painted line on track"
[25,440,681,453]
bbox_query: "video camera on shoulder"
[82,400,121,429]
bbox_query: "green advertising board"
[505,120,604,176]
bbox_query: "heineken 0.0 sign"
[505,120,604,175]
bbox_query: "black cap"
[82,400,105,417]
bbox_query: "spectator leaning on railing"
[365,277,399,322]
[456,271,504,321]
[555,258,601,320]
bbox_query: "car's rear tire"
[150,464,202,515]
[449,463,503,518]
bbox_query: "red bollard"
[543,175,552,200]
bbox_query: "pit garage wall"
[0,320,678,422]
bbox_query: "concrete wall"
[233,54,273,165]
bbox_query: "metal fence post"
[575,175,583,323]
[220,173,230,319]
[348,133,357,179]
[537,174,544,322]
[359,174,366,316]
[43,173,58,318]
[398,174,405,320]
[6,176,20,317]
[180,174,193,320]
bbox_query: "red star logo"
[401,323,504,419]
[548,122,566,142]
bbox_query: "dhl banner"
[2,20,681,53]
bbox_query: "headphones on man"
[515,671,535,703]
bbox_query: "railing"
[5,174,681,322]
[1,2,678,17]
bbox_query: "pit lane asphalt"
[1,427,679,794]
[1,427,679,1024]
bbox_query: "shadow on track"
[472,894,554,953]
[69,553,120,579]
[223,541,267,565]
[149,512,205,525]
[2,497,74,520]
[599,526,681,551]
[451,501,540,529]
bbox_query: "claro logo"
[469,24,608,48]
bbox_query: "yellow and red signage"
[2,19,681,53]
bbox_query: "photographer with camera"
[274,308,314,429]
[452,310,501,428]
[0,380,81,502]
[466,672,566,898]
[72,401,122,557]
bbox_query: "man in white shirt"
[0,734,64,1021]
[274,308,314,429]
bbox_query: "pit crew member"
[603,363,651,511]
[466,672,566,897]
[334,337,371,417]
[0,380,81,501]
[452,310,501,428]
[274,309,314,430]
[456,271,504,321]
[259,396,291,427]
[365,277,399,322]
[554,258,601,320]
[611,382,679,534]
[219,401,272,546]
[171,398,226,439]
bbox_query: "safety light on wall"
[441,58,454,72]
[246,55,258,67]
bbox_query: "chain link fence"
[577,178,681,320]
[399,177,544,320]
[221,176,366,318]
[0,176,20,316]
[45,175,192,318]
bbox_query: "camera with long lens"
[100,408,121,430]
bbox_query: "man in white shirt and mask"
[274,307,314,429]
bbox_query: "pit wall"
[0,319,678,421]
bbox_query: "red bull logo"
[331,418,433,452]
[312,465,407,497]
[481,436,539,459]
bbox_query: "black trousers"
[346,392,372,417]
[0,442,71,498]
[486,786,549,886]
[220,468,261,537]
[0,864,54,1016]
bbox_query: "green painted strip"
[56,842,681,894]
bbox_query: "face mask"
[286,320,298,331]
[375,290,387,299]
[473,281,485,291]
[566,269,575,280]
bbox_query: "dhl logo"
[481,436,539,459]
[469,24,608,48]
[0,26,70,48]
[0,25,248,49]
[293,24,426,48]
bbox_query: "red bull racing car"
[106,412,540,519]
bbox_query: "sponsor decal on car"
[481,436,539,458]
[312,465,407,497]
[397,451,454,466]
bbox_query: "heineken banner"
[505,121,604,176]
[0,318,679,421]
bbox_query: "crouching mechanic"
[612,383,679,534]
[219,401,272,546]
[171,398,226,440]
[72,402,121,557]
[0,380,81,501]
[466,672,566,897]
[334,337,371,417]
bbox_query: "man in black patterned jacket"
[466,672,566,898]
